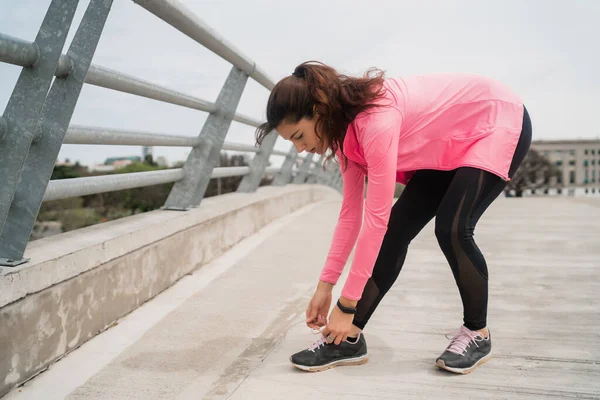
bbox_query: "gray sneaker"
[290,333,369,372]
[435,325,492,374]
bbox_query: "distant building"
[104,156,141,166]
[111,159,135,169]
[55,158,74,167]
[88,164,116,173]
[142,146,153,161]
[87,156,142,173]
[531,139,600,196]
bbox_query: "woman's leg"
[433,107,531,374]
[434,168,508,330]
[434,106,532,331]
[352,169,456,329]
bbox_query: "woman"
[255,61,531,374]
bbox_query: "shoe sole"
[435,352,492,374]
[290,353,369,372]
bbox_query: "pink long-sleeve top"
[320,73,524,300]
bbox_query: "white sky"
[1,0,599,166]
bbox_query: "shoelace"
[445,326,484,356]
[307,325,328,352]
[308,335,328,352]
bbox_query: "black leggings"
[353,106,532,331]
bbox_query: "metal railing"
[0,0,342,266]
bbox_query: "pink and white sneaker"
[435,325,492,374]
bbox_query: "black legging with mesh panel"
[352,106,532,331]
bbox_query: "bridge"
[1,1,599,399]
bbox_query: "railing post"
[0,0,79,246]
[306,156,323,184]
[164,66,248,209]
[0,0,113,266]
[237,130,277,193]
[316,163,332,186]
[293,153,314,184]
[272,146,297,186]
[326,163,340,187]
[306,169,319,184]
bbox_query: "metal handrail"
[44,168,185,202]
[85,64,218,114]
[64,126,260,153]
[64,126,198,147]
[0,34,261,128]
[42,165,286,202]
[0,33,38,67]
[86,65,262,127]
[132,0,275,90]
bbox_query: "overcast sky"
[1,0,599,167]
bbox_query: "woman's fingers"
[334,334,344,345]
[307,304,327,328]
[322,327,339,344]
[306,307,317,325]
[321,326,350,345]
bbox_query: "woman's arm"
[340,110,402,303]
[319,160,365,286]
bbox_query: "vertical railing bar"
[163,65,248,210]
[237,130,278,193]
[306,155,323,184]
[293,153,315,184]
[273,145,298,186]
[0,0,80,243]
[0,0,113,265]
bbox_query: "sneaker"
[289,333,369,372]
[435,325,492,374]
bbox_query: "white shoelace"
[308,335,328,352]
[445,326,485,356]
[307,326,328,352]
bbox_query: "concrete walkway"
[4,197,600,399]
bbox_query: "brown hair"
[255,61,387,164]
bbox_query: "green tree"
[36,153,274,239]
[144,154,157,166]
[51,163,87,180]
[84,162,173,214]
[506,149,561,197]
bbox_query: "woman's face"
[276,117,328,155]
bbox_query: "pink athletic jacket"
[320,73,524,300]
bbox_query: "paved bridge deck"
[5,196,599,399]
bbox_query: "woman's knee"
[434,217,469,246]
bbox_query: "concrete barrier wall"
[0,185,340,397]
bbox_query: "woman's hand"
[322,298,357,345]
[306,281,333,329]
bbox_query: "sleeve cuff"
[319,259,346,285]
[340,268,370,301]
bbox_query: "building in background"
[55,159,74,167]
[531,139,600,196]
[89,156,142,172]
[104,156,141,168]
[142,146,153,162]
